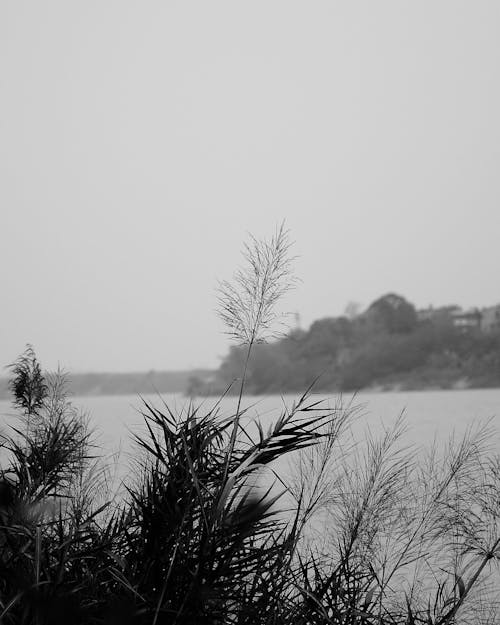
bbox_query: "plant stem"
[222,338,254,487]
[235,339,253,419]
[440,537,500,624]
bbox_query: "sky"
[1,1,500,373]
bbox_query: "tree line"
[193,293,500,395]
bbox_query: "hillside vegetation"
[195,294,500,395]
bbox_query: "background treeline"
[0,369,213,400]
[193,293,500,395]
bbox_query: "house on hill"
[417,305,484,332]
[417,305,460,324]
[450,308,482,331]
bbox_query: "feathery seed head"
[216,223,297,345]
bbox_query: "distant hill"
[201,294,500,395]
[0,369,215,400]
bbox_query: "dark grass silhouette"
[2,351,499,624]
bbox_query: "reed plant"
[0,228,499,623]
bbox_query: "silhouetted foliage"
[1,347,499,624]
[366,292,418,334]
[8,344,47,416]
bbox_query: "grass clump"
[0,227,499,624]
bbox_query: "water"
[1,388,500,498]
[2,388,500,460]
[2,388,500,615]
[67,387,500,455]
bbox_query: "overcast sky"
[1,1,499,372]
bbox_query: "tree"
[366,293,418,334]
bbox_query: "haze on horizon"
[1,1,499,373]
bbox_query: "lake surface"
[2,387,500,460]
[80,387,500,450]
[2,389,499,610]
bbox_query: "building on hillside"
[417,305,460,323]
[418,304,500,333]
[480,305,500,333]
[451,308,482,331]
[416,307,434,322]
